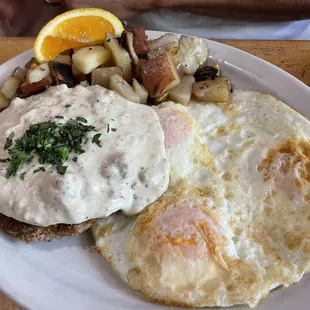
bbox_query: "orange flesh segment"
[41,16,115,61]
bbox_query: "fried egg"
[93,91,310,308]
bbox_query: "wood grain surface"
[0,38,309,310]
[0,38,310,86]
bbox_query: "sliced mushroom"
[141,52,180,99]
[104,33,133,83]
[121,31,139,66]
[168,75,195,105]
[132,27,148,56]
[91,67,123,88]
[192,76,232,104]
[194,64,220,82]
[49,62,74,88]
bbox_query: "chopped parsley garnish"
[3,117,98,178]
[76,117,87,123]
[72,157,78,162]
[20,171,26,180]
[92,133,102,147]
[111,128,117,132]
[0,158,10,163]
[65,104,71,108]
[33,167,46,174]
[55,116,64,119]
[4,132,15,150]
[107,123,110,133]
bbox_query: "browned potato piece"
[19,76,53,98]
[91,67,123,88]
[72,65,86,82]
[141,52,180,99]
[132,27,148,56]
[12,67,26,83]
[1,77,22,99]
[192,76,232,104]
[133,58,148,82]
[54,55,72,66]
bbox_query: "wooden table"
[0,38,309,310]
[0,38,310,86]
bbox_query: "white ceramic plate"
[0,31,310,310]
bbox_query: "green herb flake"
[72,157,78,162]
[107,123,110,133]
[76,117,87,123]
[55,116,64,119]
[65,104,71,108]
[0,158,10,163]
[4,132,15,150]
[20,172,26,180]
[92,133,102,147]
[33,167,46,174]
[111,128,117,132]
[3,117,97,178]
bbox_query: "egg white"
[93,91,310,308]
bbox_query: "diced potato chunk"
[148,34,178,51]
[192,76,232,103]
[26,62,50,84]
[109,74,140,103]
[141,52,180,98]
[91,67,123,88]
[169,75,195,105]
[0,92,10,110]
[104,33,132,82]
[1,77,22,99]
[72,46,111,74]
[12,67,26,82]
[132,79,148,104]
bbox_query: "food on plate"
[34,8,124,63]
[0,85,169,241]
[93,91,310,308]
[1,8,308,309]
[192,76,232,103]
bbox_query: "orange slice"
[34,8,124,63]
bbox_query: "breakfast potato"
[147,33,178,51]
[19,76,53,98]
[141,52,180,98]
[26,62,50,84]
[168,75,195,105]
[25,57,40,71]
[72,65,86,82]
[104,33,133,83]
[0,92,10,109]
[91,67,123,88]
[192,76,232,103]
[179,35,209,75]
[12,67,26,83]
[72,46,111,74]
[109,74,140,103]
[132,27,148,56]
[132,78,148,104]
[1,77,22,99]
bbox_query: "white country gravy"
[0,85,169,226]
